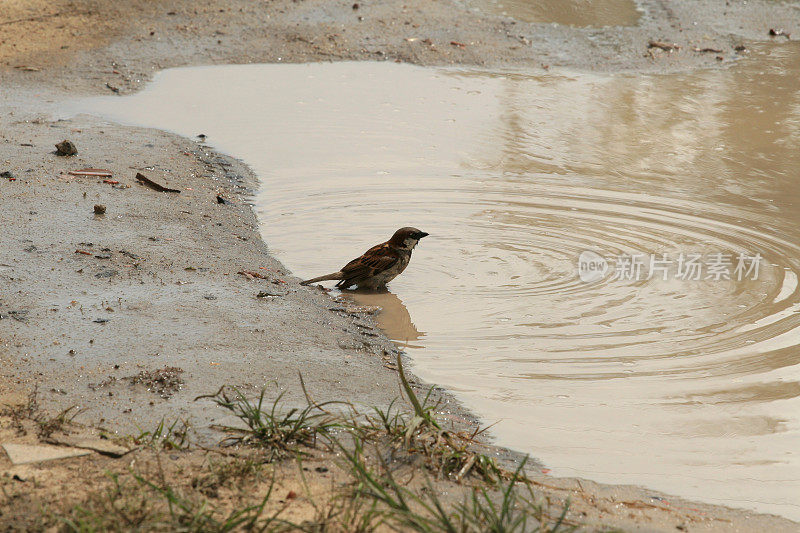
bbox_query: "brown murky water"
[74,42,800,519]
[466,0,641,27]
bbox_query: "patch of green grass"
[133,418,191,450]
[349,355,515,484]
[202,360,520,485]
[0,387,84,438]
[198,385,340,461]
[9,362,579,533]
[336,437,575,533]
[396,354,441,431]
[37,405,85,438]
[454,462,573,533]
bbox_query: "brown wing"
[337,243,400,288]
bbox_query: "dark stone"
[54,140,77,156]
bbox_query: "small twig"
[194,385,227,402]
[135,172,180,193]
[454,454,476,481]
[648,40,680,51]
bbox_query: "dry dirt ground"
[1,0,799,531]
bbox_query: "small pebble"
[55,139,77,156]
[94,204,106,215]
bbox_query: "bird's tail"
[300,271,344,286]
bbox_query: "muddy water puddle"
[465,0,641,27]
[73,43,800,519]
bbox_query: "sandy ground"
[1,0,800,530]
[0,0,798,96]
[0,111,420,437]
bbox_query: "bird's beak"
[417,232,429,239]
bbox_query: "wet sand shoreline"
[1,0,799,530]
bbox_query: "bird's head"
[389,227,429,250]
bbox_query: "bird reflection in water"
[346,289,425,350]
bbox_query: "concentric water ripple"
[74,42,800,519]
[275,179,800,382]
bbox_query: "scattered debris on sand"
[256,290,284,298]
[238,270,269,280]
[0,309,29,322]
[130,367,185,398]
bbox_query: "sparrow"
[300,227,429,290]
